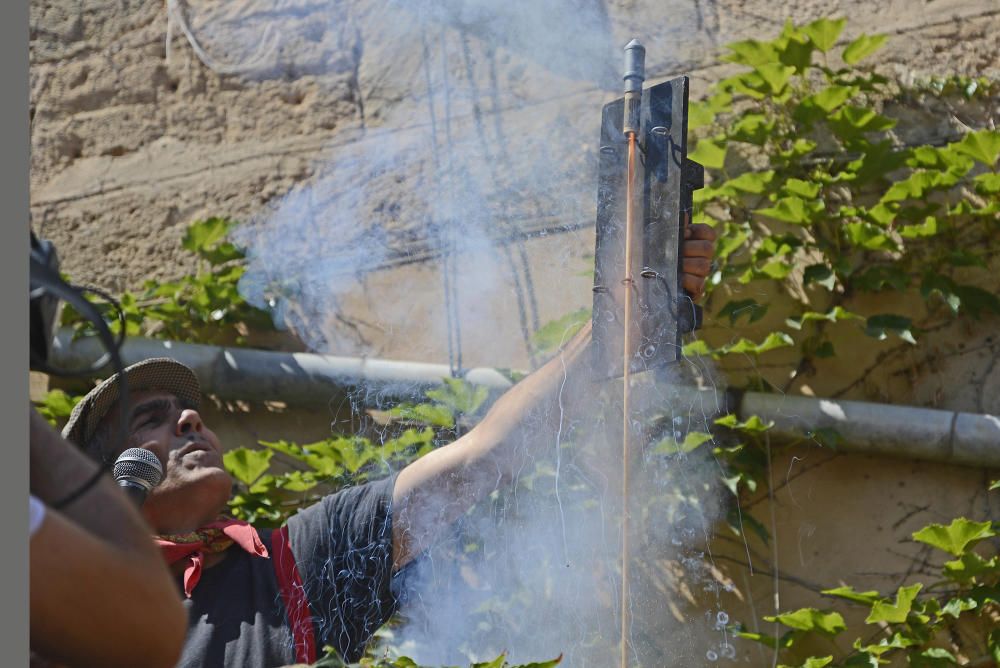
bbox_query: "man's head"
[63,358,233,533]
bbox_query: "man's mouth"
[179,440,213,457]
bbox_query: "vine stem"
[620,130,637,668]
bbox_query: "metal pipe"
[51,330,1000,467]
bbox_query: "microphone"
[113,448,163,507]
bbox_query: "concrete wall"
[30,0,1000,664]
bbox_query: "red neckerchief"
[156,518,269,598]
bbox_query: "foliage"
[284,649,561,668]
[735,484,999,666]
[33,389,82,426]
[224,378,490,527]
[672,17,1000,668]
[61,217,276,346]
[686,17,999,385]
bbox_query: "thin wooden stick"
[620,130,637,668]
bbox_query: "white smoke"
[192,0,737,664]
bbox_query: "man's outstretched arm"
[391,319,593,571]
[390,222,716,571]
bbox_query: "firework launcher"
[592,40,704,379]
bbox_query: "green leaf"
[899,216,940,239]
[223,448,273,486]
[730,113,776,145]
[715,413,774,433]
[723,39,779,66]
[822,585,881,605]
[182,217,232,255]
[952,284,1000,319]
[989,629,1000,664]
[912,518,995,556]
[845,222,897,250]
[755,196,824,225]
[725,331,795,357]
[803,264,837,291]
[808,427,844,449]
[951,128,1000,165]
[716,228,749,261]
[974,171,1000,195]
[654,430,714,455]
[855,265,910,292]
[388,402,456,428]
[689,136,728,170]
[865,583,922,624]
[990,479,1000,491]
[33,389,83,425]
[778,658,832,668]
[939,595,977,617]
[532,308,590,354]
[803,17,847,52]
[717,299,769,325]
[909,648,958,667]
[842,33,887,64]
[765,608,846,635]
[755,63,797,95]
[726,170,775,194]
[830,106,897,136]
[919,273,960,314]
[812,85,855,112]
[783,178,822,199]
[682,339,712,357]
[787,306,863,330]
[865,314,917,344]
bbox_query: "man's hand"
[682,222,717,302]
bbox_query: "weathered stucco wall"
[30,0,1000,665]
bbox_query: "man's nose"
[176,409,205,436]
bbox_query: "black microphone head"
[113,448,163,492]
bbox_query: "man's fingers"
[682,256,712,278]
[682,273,706,302]
[684,223,718,242]
[682,239,715,259]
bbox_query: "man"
[60,223,716,666]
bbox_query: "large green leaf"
[755,63,797,94]
[723,39,779,66]
[765,608,846,635]
[755,196,824,225]
[952,128,1000,166]
[802,17,846,52]
[865,583,922,624]
[842,33,887,64]
[803,264,836,291]
[822,586,880,605]
[786,306,863,330]
[689,136,728,170]
[224,448,273,486]
[531,308,590,354]
[912,518,996,556]
[717,298,769,325]
[654,430,714,455]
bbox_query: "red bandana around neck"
[156,518,269,598]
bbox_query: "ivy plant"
[61,217,277,346]
[686,17,999,392]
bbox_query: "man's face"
[109,390,233,533]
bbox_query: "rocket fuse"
[622,39,645,136]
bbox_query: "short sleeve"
[287,474,399,662]
[29,495,46,537]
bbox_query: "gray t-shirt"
[177,475,399,667]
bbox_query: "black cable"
[29,254,130,469]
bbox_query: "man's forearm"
[392,320,594,568]
[29,408,160,557]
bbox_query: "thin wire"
[620,130,637,668]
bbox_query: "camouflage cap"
[61,357,202,450]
